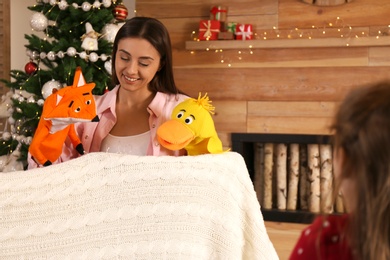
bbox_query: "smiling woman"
[301,0,352,5]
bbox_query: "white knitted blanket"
[0,152,278,260]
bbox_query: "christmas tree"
[0,0,129,172]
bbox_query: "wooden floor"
[264,221,308,260]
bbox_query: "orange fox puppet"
[29,67,99,166]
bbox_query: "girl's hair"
[111,16,182,94]
[331,81,390,259]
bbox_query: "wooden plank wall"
[136,0,390,149]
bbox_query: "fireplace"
[231,133,340,223]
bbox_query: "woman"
[29,17,188,168]
[289,81,390,259]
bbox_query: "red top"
[289,214,354,260]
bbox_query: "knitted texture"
[0,152,278,260]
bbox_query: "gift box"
[226,22,238,34]
[218,31,234,40]
[210,6,228,30]
[235,24,253,40]
[198,20,221,41]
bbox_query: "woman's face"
[115,37,161,93]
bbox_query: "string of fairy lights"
[189,16,390,67]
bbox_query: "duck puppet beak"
[157,120,195,151]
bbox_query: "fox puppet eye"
[74,107,81,113]
[85,99,91,105]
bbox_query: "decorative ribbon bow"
[199,20,220,39]
[235,24,253,41]
[210,6,227,20]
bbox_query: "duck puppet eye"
[176,110,185,119]
[184,115,195,125]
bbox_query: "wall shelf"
[185,36,390,50]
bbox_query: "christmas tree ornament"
[89,52,99,62]
[2,132,11,140]
[100,54,108,61]
[40,52,47,59]
[8,116,15,125]
[30,12,48,31]
[42,80,62,99]
[47,51,56,61]
[102,0,112,8]
[31,51,40,60]
[102,23,121,43]
[104,60,112,75]
[57,51,65,59]
[2,147,24,172]
[37,99,45,106]
[79,51,87,59]
[81,22,100,51]
[24,61,38,75]
[113,4,128,21]
[81,2,92,12]
[58,0,68,10]
[67,47,77,57]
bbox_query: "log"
[253,143,265,205]
[320,144,333,213]
[287,143,299,210]
[299,145,309,210]
[276,143,287,210]
[307,144,320,213]
[263,143,274,209]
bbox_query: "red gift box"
[198,20,221,41]
[235,24,253,40]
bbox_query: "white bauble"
[2,132,11,140]
[104,60,112,75]
[37,99,45,106]
[100,54,108,61]
[102,23,120,43]
[47,51,56,61]
[67,47,77,57]
[79,51,87,59]
[7,117,15,125]
[58,0,68,10]
[102,0,111,8]
[42,80,62,99]
[30,12,48,31]
[81,2,92,11]
[89,52,98,62]
[93,1,101,8]
[57,51,65,59]
[40,52,47,59]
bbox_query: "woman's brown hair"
[331,81,390,259]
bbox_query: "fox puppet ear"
[74,66,86,88]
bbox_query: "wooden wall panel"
[279,0,390,28]
[174,47,369,68]
[369,47,390,66]
[174,67,390,102]
[137,0,277,18]
[247,116,332,134]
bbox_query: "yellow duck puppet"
[29,67,99,166]
[157,93,226,155]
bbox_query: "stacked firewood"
[253,142,344,213]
